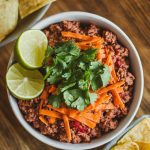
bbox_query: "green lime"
[6,63,44,100]
[15,30,48,69]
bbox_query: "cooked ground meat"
[18,21,135,143]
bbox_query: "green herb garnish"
[44,41,110,110]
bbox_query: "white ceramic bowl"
[7,12,144,150]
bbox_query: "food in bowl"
[7,20,135,144]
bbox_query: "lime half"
[6,63,44,100]
[15,30,48,69]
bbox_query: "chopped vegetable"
[111,89,125,109]
[49,117,56,124]
[39,99,44,110]
[63,115,71,142]
[95,102,115,112]
[97,80,125,94]
[40,89,48,100]
[70,115,96,128]
[49,85,56,93]
[39,116,48,126]
[79,112,101,123]
[39,109,62,118]
[76,37,102,45]
[116,87,124,93]
[61,31,92,40]
[47,104,69,114]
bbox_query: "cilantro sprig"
[44,41,110,110]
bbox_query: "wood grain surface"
[0,0,150,149]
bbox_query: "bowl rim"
[7,11,144,150]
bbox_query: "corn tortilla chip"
[0,0,18,42]
[111,142,139,150]
[19,0,55,19]
[118,118,150,144]
[111,118,150,150]
[136,141,150,150]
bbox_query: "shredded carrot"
[96,49,101,61]
[68,109,80,118]
[63,115,71,142]
[111,89,125,109]
[47,105,69,114]
[61,31,92,40]
[116,87,124,93]
[97,80,125,94]
[39,116,48,126]
[71,115,96,128]
[111,67,118,82]
[39,99,44,110]
[76,37,102,45]
[49,85,56,94]
[105,53,112,66]
[40,89,48,100]
[95,102,115,112]
[39,109,62,119]
[77,44,91,50]
[79,112,101,123]
[104,48,109,55]
[95,95,111,106]
[49,117,56,124]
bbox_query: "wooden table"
[0,0,149,149]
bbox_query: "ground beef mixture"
[18,21,135,143]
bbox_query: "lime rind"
[6,63,44,100]
[15,30,48,69]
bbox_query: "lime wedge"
[15,30,48,69]
[6,63,44,99]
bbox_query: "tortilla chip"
[0,0,19,42]
[118,118,150,144]
[136,141,150,150]
[111,118,150,150]
[111,142,139,150]
[19,0,55,19]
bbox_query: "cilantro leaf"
[60,82,76,92]
[48,95,61,108]
[44,46,54,64]
[56,57,67,69]
[100,65,111,86]
[89,92,98,103]
[55,41,80,57]
[62,71,71,80]
[80,48,97,62]
[78,62,86,70]
[63,91,74,106]
[71,97,86,111]
[91,74,103,91]
[78,79,88,91]
[89,61,100,70]
[69,89,83,99]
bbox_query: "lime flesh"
[15,30,48,69]
[6,63,44,99]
